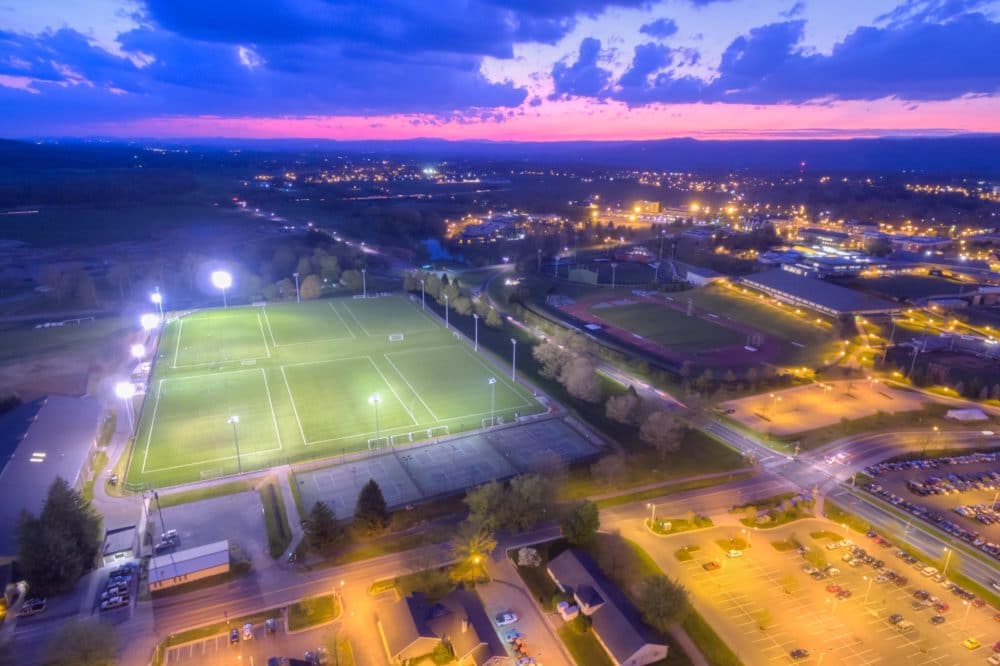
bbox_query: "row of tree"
[403,270,503,327]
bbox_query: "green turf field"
[126,296,541,488]
[594,302,745,353]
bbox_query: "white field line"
[172,319,184,369]
[280,354,372,369]
[386,343,532,405]
[257,313,271,358]
[341,302,371,336]
[140,378,165,473]
[328,302,356,340]
[368,356,420,424]
[141,370,282,474]
[280,365,308,446]
[381,353,438,421]
[260,368,282,451]
[262,306,278,347]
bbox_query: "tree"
[485,308,503,328]
[560,356,602,402]
[304,501,340,553]
[591,453,627,485]
[276,277,295,299]
[605,387,641,424]
[635,576,690,633]
[453,296,473,315]
[503,474,553,532]
[41,619,117,666]
[318,255,341,283]
[640,411,687,457]
[803,546,827,569]
[464,480,504,533]
[299,274,322,300]
[561,501,600,545]
[18,477,101,596]
[296,256,314,277]
[341,269,363,291]
[448,525,497,584]
[354,479,390,533]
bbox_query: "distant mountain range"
[3,135,1000,174]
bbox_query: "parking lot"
[154,489,269,568]
[164,614,336,666]
[639,518,1000,664]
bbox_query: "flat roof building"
[740,269,900,317]
[148,540,230,591]
[0,395,101,557]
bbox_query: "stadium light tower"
[150,289,164,317]
[130,343,145,359]
[510,338,517,381]
[472,313,479,351]
[362,268,367,298]
[140,313,161,331]
[369,394,381,447]
[420,279,426,310]
[293,272,301,303]
[211,270,233,308]
[115,381,137,436]
[444,293,449,330]
[488,377,497,427]
[228,415,242,474]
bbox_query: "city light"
[114,381,136,400]
[140,313,161,331]
[211,269,233,308]
[130,343,145,359]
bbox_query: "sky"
[0,0,998,141]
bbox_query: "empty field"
[594,302,745,353]
[686,285,831,348]
[126,295,542,488]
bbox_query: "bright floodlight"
[140,313,161,331]
[211,270,233,290]
[130,343,145,359]
[488,377,497,385]
[369,394,381,405]
[115,381,136,400]
[228,415,239,424]
[150,292,162,305]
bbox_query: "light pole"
[863,575,873,606]
[361,268,367,298]
[228,415,242,474]
[369,394,381,447]
[647,502,656,526]
[115,381,136,436]
[488,377,496,427]
[140,313,160,332]
[150,289,163,318]
[961,600,972,631]
[611,262,618,288]
[473,313,479,351]
[841,523,848,540]
[130,343,145,359]
[942,547,953,577]
[444,294,449,330]
[211,270,232,308]
[510,338,517,382]
[293,272,300,303]
[420,279,425,310]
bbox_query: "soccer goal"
[426,425,449,438]
[391,432,414,446]
[367,436,390,450]
[389,333,404,342]
[481,415,505,427]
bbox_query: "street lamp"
[150,289,163,317]
[611,262,618,288]
[369,394,381,447]
[942,547,953,577]
[961,599,972,631]
[646,502,656,526]
[211,270,233,308]
[115,381,136,436]
[140,313,160,331]
[130,343,145,359]
[444,293,449,330]
[361,268,367,298]
[293,272,300,303]
[510,338,517,382]
[841,523,848,540]
[420,279,425,310]
[228,415,242,474]
[863,575,873,606]
[488,377,497,427]
[473,313,479,351]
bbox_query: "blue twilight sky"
[0,0,998,140]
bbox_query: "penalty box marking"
[140,367,283,474]
[260,304,357,347]
[171,311,271,369]
[279,356,418,447]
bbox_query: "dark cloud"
[605,13,1000,105]
[639,17,679,39]
[550,37,612,99]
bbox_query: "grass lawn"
[681,610,743,666]
[770,537,801,552]
[649,516,713,535]
[593,301,745,353]
[558,625,615,666]
[156,480,253,508]
[287,594,341,631]
[687,285,832,347]
[124,295,541,488]
[809,530,842,541]
[675,545,701,561]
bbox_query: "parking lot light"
[942,547,952,577]
[228,415,242,474]
[646,502,656,525]
[369,394,381,447]
[863,575,873,606]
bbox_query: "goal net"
[367,436,390,450]
[389,333,404,342]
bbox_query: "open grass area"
[0,316,131,364]
[593,301,744,353]
[287,594,341,631]
[688,285,832,348]
[155,480,253,508]
[124,295,540,488]
[648,515,714,535]
[675,545,701,561]
[82,450,108,502]
[681,609,743,666]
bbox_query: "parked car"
[930,615,945,625]
[703,561,721,572]
[17,598,46,617]
[790,648,810,660]
[242,623,254,641]
[265,618,278,634]
[229,628,240,645]
[726,549,743,559]
[495,611,518,626]
[963,637,981,650]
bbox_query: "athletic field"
[125,295,541,488]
